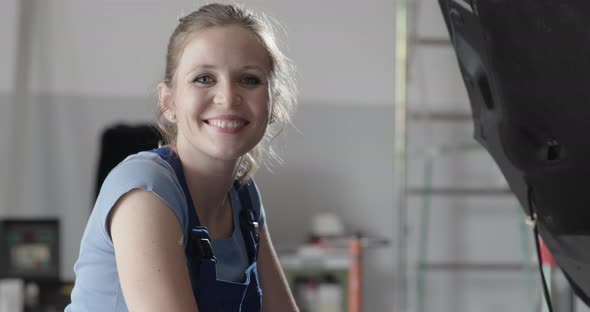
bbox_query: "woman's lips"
[204,115,249,133]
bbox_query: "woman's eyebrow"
[184,64,217,77]
[184,64,267,78]
[241,65,265,72]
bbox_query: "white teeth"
[208,119,245,128]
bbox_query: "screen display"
[0,220,59,279]
[10,244,51,271]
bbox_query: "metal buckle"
[252,221,260,241]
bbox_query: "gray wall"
[257,104,395,310]
[0,0,396,311]
[2,0,571,311]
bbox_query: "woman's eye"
[194,75,214,84]
[241,76,261,85]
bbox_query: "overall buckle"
[190,226,215,260]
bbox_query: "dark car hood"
[440,0,590,303]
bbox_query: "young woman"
[66,3,299,311]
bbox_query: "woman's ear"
[158,82,176,122]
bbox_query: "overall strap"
[151,147,201,228]
[236,180,263,312]
[151,148,211,261]
[187,227,215,274]
[236,180,261,263]
[151,148,219,311]
[152,147,258,260]
[153,148,261,311]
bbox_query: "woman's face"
[166,25,272,163]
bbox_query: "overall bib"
[152,147,262,312]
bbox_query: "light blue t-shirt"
[65,151,265,312]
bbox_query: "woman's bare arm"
[110,189,198,312]
[257,224,299,312]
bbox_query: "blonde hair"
[156,3,297,183]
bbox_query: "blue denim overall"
[152,147,262,312]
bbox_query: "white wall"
[0,0,18,93]
[0,0,18,226]
[1,0,395,105]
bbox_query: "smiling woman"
[157,4,297,183]
[65,3,299,312]
[159,25,273,165]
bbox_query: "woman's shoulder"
[94,150,190,235]
[101,149,186,202]
[98,150,178,192]
[110,150,174,177]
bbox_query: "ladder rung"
[418,262,535,272]
[413,36,452,46]
[407,187,513,197]
[409,110,473,121]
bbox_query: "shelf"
[280,252,351,271]
[279,244,355,271]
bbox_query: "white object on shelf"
[317,282,344,312]
[311,212,345,238]
[0,278,24,312]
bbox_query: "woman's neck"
[172,143,239,226]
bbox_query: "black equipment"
[95,124,163,200]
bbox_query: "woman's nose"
[213,82,241,106]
